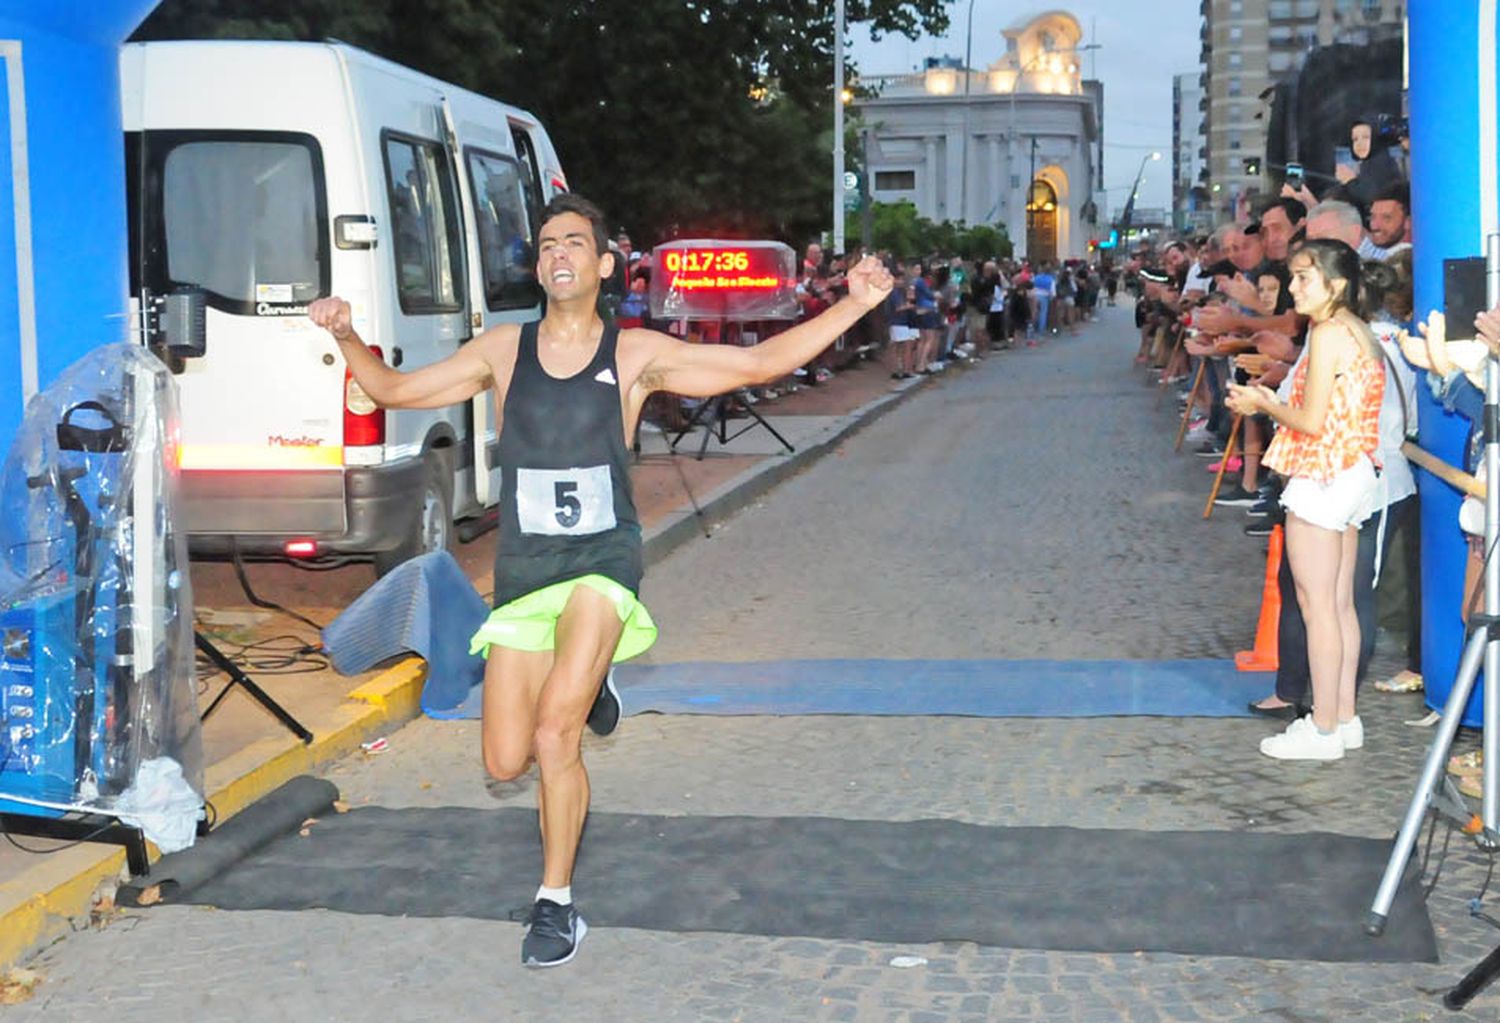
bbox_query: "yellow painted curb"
[348,657,427,712]
[0,846,127,972]
[0,656,429,969]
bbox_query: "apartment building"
[1200,0,1404,219]
[1172,72,1210,233]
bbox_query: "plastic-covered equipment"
[649,240,799,322]
[0,343,202,846]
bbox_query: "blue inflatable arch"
[0,1,158,444]
[1410,3,1499,726]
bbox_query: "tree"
[132,0,395,48]
[856,201,1012,262]
[131,0,948,246]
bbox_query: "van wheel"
[374,452,454,577]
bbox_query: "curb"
[0,370,930,968]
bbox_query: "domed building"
[853,9,1105,262]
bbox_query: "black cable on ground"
[1421,809,1454,899]
[1,814,119,856]
[228,540,328,633]
[194,631,327,676]
[1471,849,1500,931]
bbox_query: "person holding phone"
[1337,117,1405,212]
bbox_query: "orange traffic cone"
[1235,523,1283,671]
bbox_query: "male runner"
[308,194,893,967]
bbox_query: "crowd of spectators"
[1128,111,1500,769]
[615,224,1119,421]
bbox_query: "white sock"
[536,884,572,905]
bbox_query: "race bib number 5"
[516,465,617,536]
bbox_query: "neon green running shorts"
[468,574,658,662]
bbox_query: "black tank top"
[491,320,642,607]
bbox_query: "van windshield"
[129,131,329,315]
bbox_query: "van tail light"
[344,345,385,446]
[284,539,319,558]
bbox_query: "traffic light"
[1243,156,1262,176]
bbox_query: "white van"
[120,40,568,572]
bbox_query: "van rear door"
[438,97,548,508]
[128,130,343,536]
[440,98,499,507]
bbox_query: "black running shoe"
[585,668,621,737]
[1214,484,1259,507]
[521,899,587,967]
[1244,519,1274,538]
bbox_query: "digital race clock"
[648,240,799,321]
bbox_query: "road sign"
[842,171,859,192]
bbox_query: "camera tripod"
[667,320,795,461]
[1368,237,1500,1010]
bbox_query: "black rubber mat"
[183,807,1437,963]
[118,777,339,907]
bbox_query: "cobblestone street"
[10,306,1500,1022]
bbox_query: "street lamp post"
[833,0,846,254]
[1028,136,1039,232]
[958,0,976,226]
[861,126,874,251]
[1117,150,1162,238]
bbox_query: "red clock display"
[649,240,798,321]
[662,249,756,275]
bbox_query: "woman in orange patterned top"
[1227,239,1386,761]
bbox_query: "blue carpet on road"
[437,658,1274,719]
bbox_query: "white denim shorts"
[1280,455,1380,532]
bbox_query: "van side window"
[129,131,329,316]
[466,150,541,311]
[510,126,546,232]
[382,134,464,314]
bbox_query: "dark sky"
[848,2,1201,216]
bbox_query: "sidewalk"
[0,353,929,968]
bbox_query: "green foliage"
[131,0,947,248]
[852,201,1012,262]
[132,0,394,47]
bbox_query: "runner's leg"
[535,583,625,888]
[480,645,552,780]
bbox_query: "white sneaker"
[1338,715,1364,750]
[1260,715,1345,761]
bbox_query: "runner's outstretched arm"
[307,295,498,409]
[632,255,895,398]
